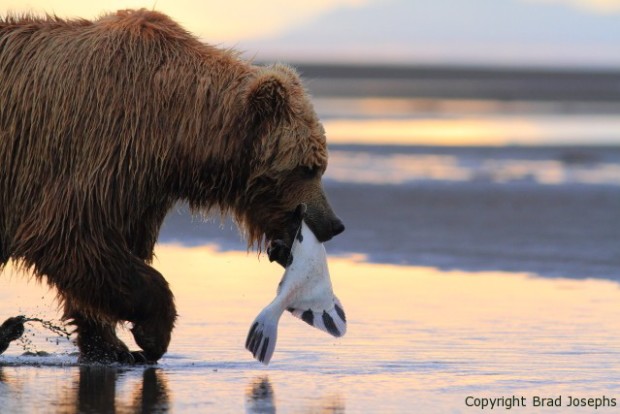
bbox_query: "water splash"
[16,316,72,354]
[23,317,71,340]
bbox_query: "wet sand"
[325,181,620,279]
[2,247,620,413]
[1,63,619,412]
[2,142,617,412]
[159,178,620,280]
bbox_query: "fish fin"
[288,296,347,338]
[245,306,279,365]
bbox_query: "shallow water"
[327,146,620,186]
[1,91,619,412]
[2,246,620,413]
[0,68,620,414]
[315,97,620,146]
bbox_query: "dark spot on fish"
[246,322,258,349]
[301,310,314,326]
[253,331,263,355]
[250,330,262,353]
[322,311,340,337]
[248,335,257,353]
[259,337,270,362]
[296,231,303,243]
[335,304,346,323]
[287,307,295,313]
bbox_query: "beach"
[2,248,620,413]
[160,144,620,280]
[1,65,620,413]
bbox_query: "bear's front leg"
[64,305,140,364]
[56,247,176,364]
[123,258,177,362]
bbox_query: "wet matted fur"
[0,9,342,362]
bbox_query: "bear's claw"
[130,320,171,363]
[130,351,149,364]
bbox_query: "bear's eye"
[299,166,316,179]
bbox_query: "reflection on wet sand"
[75,366,117,413]
[137,367,170,413]
[245,376,275,414]
[0,366,170,414]
[77,367,169,413]
[3,246,620,412]
[245,376,345,414]
[72,367,169,414]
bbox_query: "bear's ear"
[245,68,291,122]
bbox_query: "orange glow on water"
[3,245,620,412]
[323,116,620,146]
[324,118,525,146]
[147,245,620,351]
[4,245,620,350]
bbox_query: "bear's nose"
[331,219,345,237]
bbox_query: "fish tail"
[245,305,280,365]
[288,296,347,338]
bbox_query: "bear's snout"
[306,214,345,243]
[331,218,345,237]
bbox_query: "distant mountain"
[238,0,620,68]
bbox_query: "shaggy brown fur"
[0,9,343,363]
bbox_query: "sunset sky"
[0,0,369,40]
[1,0,619,66]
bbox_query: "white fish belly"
[245,221,347,365]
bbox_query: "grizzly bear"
[0,9,344,363]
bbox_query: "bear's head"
[238,64,344,264]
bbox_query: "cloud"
[527,0,620,13]
[239,0,620,67]
[0,0,375,42]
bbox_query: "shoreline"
[158,144,620,281]
[287,63,620,102]
[158,180,620,281]
[3,246,620,413]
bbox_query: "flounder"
[245,209,347,364]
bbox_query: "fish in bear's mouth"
[266,203,345,268]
